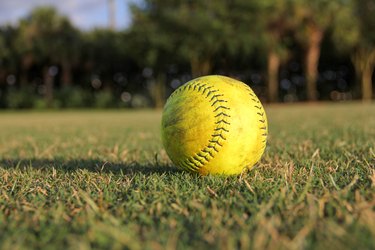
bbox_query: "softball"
[161,75,267,175]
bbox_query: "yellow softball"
[161,75,268,175]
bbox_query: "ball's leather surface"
[161,75,268,175]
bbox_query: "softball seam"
[219,76,267,147]
[246,87,268,148]
[168,78,231,172]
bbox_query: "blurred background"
[0,0,373,109]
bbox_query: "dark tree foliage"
[0,0,373,109]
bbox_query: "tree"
[128,0,258,107]
[350,0,375,101]
[0,30,8,85]
[57,20,81,86]
[293,0,346,101]
[257,0,294,102]
[331,0,375,101]
[83,29,127,89]
[16,7,80,106]
[130,1,239,77]
[162,1,233,77]
[127,2,175,108]
[0,26,23,86]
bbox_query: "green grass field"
[0,103,374,250]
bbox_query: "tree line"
[0,0,374,109]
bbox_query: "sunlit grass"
[0,103,374,249]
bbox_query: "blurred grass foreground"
[0,103,374,249]
[0,0,374,109]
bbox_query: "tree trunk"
[305,25,323,101]
[43,66,54,108]
[267,50,280,102]
[0,69,5,85]
[153,73,166,109]
[363,49,375,101]
[61,60,72,86]
[351,52,362,99]
[190,56,211,78]
[351,49,375,101]
[362,63,373,101]
[20,54,33,87]
[19,69,28,87]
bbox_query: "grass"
[0,103,374,250]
